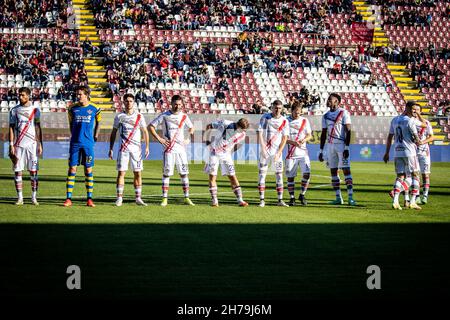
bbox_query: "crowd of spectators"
[0,39,86,102]
[381,7,432,27]
[0,0,69,28]
[90,0,353,36]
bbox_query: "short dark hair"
[406,101,419,109]
[171,95,183,104]
[272,99,283,106]
[77,85,90,96]
[329,93,341,104]
[123,93,135,101]
[18,87,31,96]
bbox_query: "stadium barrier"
[1,114,449,162]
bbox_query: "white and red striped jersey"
[9,104,41,149]
[286,115,311,159]
[150,111,193,153]
[257,113,289,156]
[321,107,351,145]
[414,118,433,156]
[113,110,147,153]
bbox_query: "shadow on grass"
[0,223,449,301]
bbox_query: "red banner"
[351,22,374,43]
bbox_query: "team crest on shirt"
[87,109,93,114]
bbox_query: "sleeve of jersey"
[282,120,290,136]
[140,115,147,128]
[95,108,102,122]
[150,114,163,128]
[427,123,433,136]
[185,116,193,129]
[408,119,418,136]
[306,120,312,135]
[343,111,351,125]
[257,115,266,132]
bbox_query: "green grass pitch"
[0,159,449,300]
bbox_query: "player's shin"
[85,171,94,199]
[423,174,430,197]
[181,176,190,197]
[344,172,353,197]
[162,176,170,198]
[66,170,76,199]
[258,172,266,200]
[14,172,23,200]
[404,176,412,202]
[275,172,284,201]
[301,173,310,195]
[331,174,341,198]
[30,170,38,200]
[411,175,420,204]
[232,185,243,203]
[287,178,295,199]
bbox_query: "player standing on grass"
[413,106,434,205]
[109,94,150,207]
[384,101,422,210]
[257,100,290,207]
[8,87,43,205]
[204,118,249,207]
[149,95,195,207]
[64,86,101,207]
[319,93,356,206]
[285,102,312,206]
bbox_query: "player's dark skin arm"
[343,123,351,159]
[383,133,394,163]
[318,128,327,162]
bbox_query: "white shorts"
[285,156,311,178]
[117,151,143,172]
[394,156,419,175]
[326,143,350,169]
[163,151,189,176]
[417,153,431,174]
[13,146,38,172]
[259,153,283,174]
[204,154,236,176]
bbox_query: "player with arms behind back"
[384,101,423,210]
[149,95,195,207]
[285,102,313,206]
[64,86,101,207]
[109,94,150,207]
[204,118,249,207]
[8,87,43,205]
[319,93,356,206]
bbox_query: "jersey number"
[395,127,403,143]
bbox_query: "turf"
[0,159,449,300]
